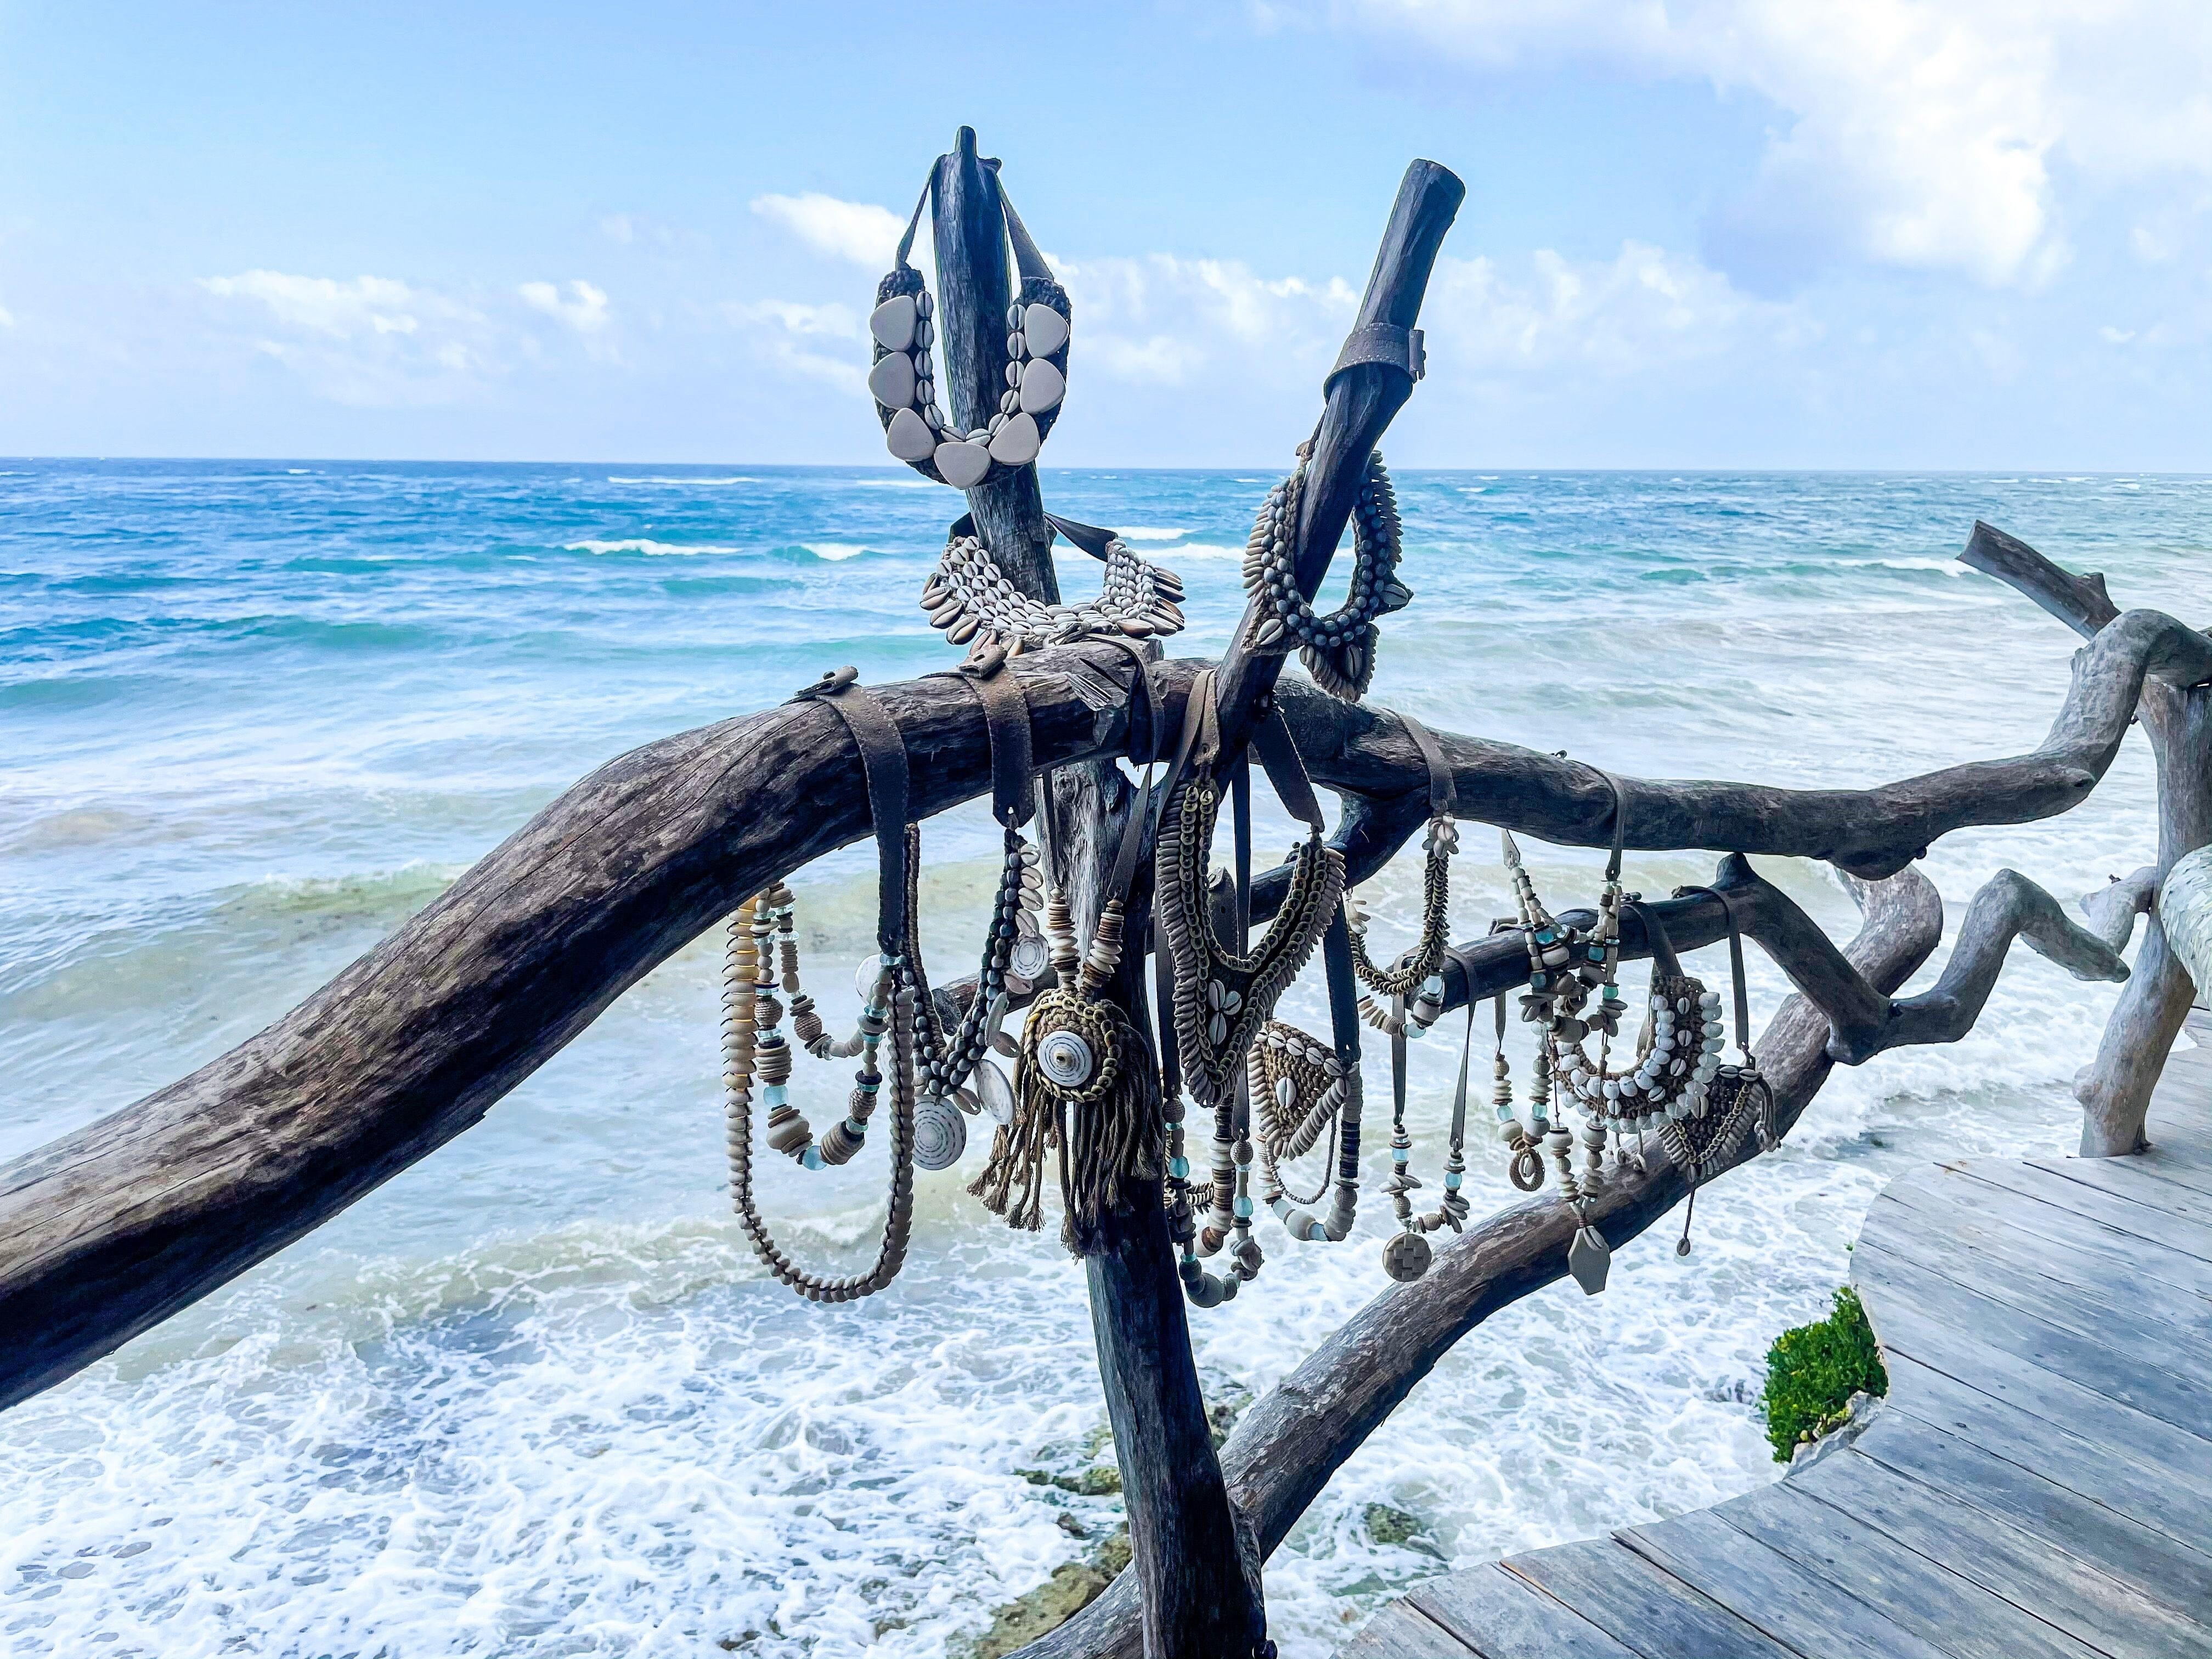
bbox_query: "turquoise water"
[2,461,2206,1656]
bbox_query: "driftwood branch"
[8,577,2205,1408]
[1019,865,1949,1659]
[1958,524,2212,1155]
[2081,865,2160,952]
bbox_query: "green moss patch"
[1760,1285,1888,1463]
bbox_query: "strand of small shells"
[870,282,1072,488]
[724,893,919,1302]
[1248,1020,1361,1243]
[1350,814,1458,1035]
[1240,443,1410,700]
[920,528,1185,653]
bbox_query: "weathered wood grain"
[1619,1509,1954,1659]
[1502,1542,1796,1658]
[1409,1565,1639,1658]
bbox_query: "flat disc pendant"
[1383,1231,1432,1283]
[913,1097,968,1171]
[974,1057,1017,1126]
[1568,1224,1612,1295]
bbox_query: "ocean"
[2,460,2205,1657]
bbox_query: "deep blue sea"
[2,460,2206,1657]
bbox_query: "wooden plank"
[1955,1160,2212,1269]
[1867,1186,2212,1327]
[1863,1193,2212,1345]
[1883,1351,2212,1536]
[1795,1448,2212,1656]
[1870,1301,2212,1484]
[1855,1243,2212,1431]
[1849,1408,2212,1621]
[2024,1152,2212,1229]
[1712,1483,2103,1659]
[1502,1538,1800,1658]
[1620,1507,1954,1659]
[1341,1598,1481,1658]
[1409,1564,1641,1659]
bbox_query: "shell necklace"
[1240,441,1410,701]
[868,167,1070,489]
[922,512,1186,654]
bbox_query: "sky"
[0,1,2207,469]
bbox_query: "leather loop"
[1324,321,1425,393]
[1622,899,1685,982]
[960,655,1035,830]
[794,672,911,956]
[1250,707,1327,834]
[1321,909,1362,1073]
[1401,713,1455,819]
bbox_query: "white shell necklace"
[869,166,1071,489]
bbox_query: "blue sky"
[1,1,2207,467]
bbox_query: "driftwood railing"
[3,134,2207,1659]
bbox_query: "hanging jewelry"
[974,640,1165,1255]
[870,169,1071,487]
[1352,712,1459,1030]
[1660,883,1778,1256]
[725,669,921,1304]
[1154,676,1344,1108]
[1240,441,1410,701]
[922,513,1186,653]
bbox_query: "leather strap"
[1680,885,1754,1053]
[1043,514,1119,562]
[1402,713,1456,819]
[1391,994,1408,1133]
[1249,706,1327,834]
[895,160,1056,292]
[792,668,911,956]
[1325,321,1425,393]
[959,653,1035,830]
[1321,912,1363,1192]
[1448,994,1477,1155]
[1622,899,1686,981]
[1597,768,1629,885]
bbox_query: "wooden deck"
[1345,1038,2212,1659]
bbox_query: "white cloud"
[751,192,906,267]
[199,271,441,338]
[0,298,13,329]
[520,279,611,332]
[1334,1,2212,288]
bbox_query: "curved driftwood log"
[4,582,2205,1409]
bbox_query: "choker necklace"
[923,512,1186,654]
[869,167,1071,489]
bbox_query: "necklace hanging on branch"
[869,166,1071,488]
[1249,905,1366,1249]
[894,648,1049,1171]
[1376,970,1481,1281]
[1659,883,1776,1256]
[724,668,922,1303]
[922,512,1186,654]
[1155,676,1344,1109]
[1350,712,1459,1030]
[1240,441,1410,701]
[972,640,1165,1255]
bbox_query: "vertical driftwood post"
[928,128,1263,1657]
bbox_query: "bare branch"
[1960,520,2120,639]
[2083,865,2160,952]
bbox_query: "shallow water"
[2,461,2206,1656]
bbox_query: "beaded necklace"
[1240,442,1410,701]
[724,670,921,1303]
[870,168,1071,488]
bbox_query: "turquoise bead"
[764,1084,787,1107]
[1169,1156,1190,1179]
[1234,1195,1254,1218]
[1444,1170,1462,1189]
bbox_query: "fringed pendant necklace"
[972,640,1166,1256]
